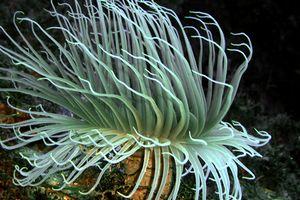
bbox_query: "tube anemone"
[0,0,270,199]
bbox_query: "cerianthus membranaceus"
[0,0,271,199]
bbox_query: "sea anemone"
[0,0,271,199]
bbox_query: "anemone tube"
[0,0,271,199]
